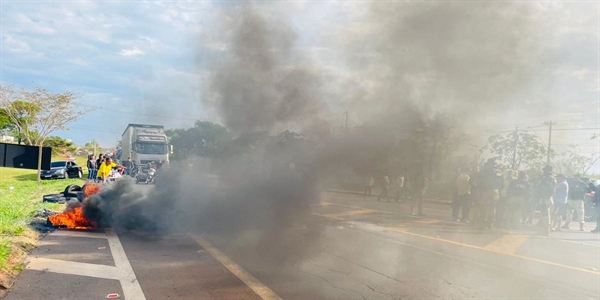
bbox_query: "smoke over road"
[74,2,550,268]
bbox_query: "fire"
[48,183,101,229]
[48,206,97,229]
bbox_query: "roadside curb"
[324,189,452,206]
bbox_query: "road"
[4,191,600,299]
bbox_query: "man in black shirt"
[564,174,591,231]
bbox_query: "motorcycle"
[134,163,156,184]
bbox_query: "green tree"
[0,100,40,144]
[0,84,91,182]
[44,136,77,155]
[485,131,548,170]
[554,145,593,176]
[166,121,231,160]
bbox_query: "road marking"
[49,230,107,239]
[484,234,529,254]
[380,225,600,275]
[26,257,120,279]
[318,200,600,248]
[189,234,283,300]
[390,218,440,231]
[323,209,378,219]
[106,229,147,300]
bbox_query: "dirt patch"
[0,226,46,297]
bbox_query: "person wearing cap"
[534,165,556,236]
[563,174,591,231]
[552,174,569,231]
[506,171,531,228]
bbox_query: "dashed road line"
[390,218,440,231]
[189,233,283,300]
[381,224,600,275]
[26,257,120,279]
[106,229,147,300]
[323,209,378,219]
[484,234,529,254]
[314,210,600,275]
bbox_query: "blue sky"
[1,1,599,171]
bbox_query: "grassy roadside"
[0,166,86,292]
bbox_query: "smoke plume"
[205,7,328,136]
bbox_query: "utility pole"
[544,121,556,166]
[345,111,348,130]
[511,126,518,170]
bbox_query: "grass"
[0,164,86,285]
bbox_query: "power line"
[80,104,199,121]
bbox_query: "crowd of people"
[364,159,600,235]
[365,166,428,216]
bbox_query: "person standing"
[591,183,600,233]
[476,159,503,230]
[395,173,406,203]
[453,168,472,222]
[364,176,374,196]
[86,155,96,180]
[123,157,133,176]
[496,170,517,227]
[563,174,591,231]
[377,175,390,202]
[505,171,531,228]
[534,165,556,236]
[552,174,569,231]
[95,154,104,182]
[410,166,428,216]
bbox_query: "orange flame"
[48,206,97,229]
[48,183,101,229]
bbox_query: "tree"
[166,121,231,160]
[44,136,77,155]
[0,84,90,183]
[554,145,593,176]
[0,100,40,144]
[84,139,100,153]
[485,131,548,171]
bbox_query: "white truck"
[121,124,171,167]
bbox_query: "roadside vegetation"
[0,163,86,291]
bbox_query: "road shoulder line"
[188,233,282,300]
[26,257,120,279]
[106,229,147,300]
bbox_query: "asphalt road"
[4,190,600,300]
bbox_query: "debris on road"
[106,293,120,298]
[98,246,106,250]
[197,250,205,253]
[33,209,57,218]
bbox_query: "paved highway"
[5,191,600,299]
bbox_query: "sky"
[1,0,599,172]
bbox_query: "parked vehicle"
[41,160,83,180]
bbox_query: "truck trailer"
[121,124,171,166]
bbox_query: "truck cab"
[122,124,171,168]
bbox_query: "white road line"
[27,257,120,280]
[49,230,108,239]
[106,229,147,300]
[189,234,283,300]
